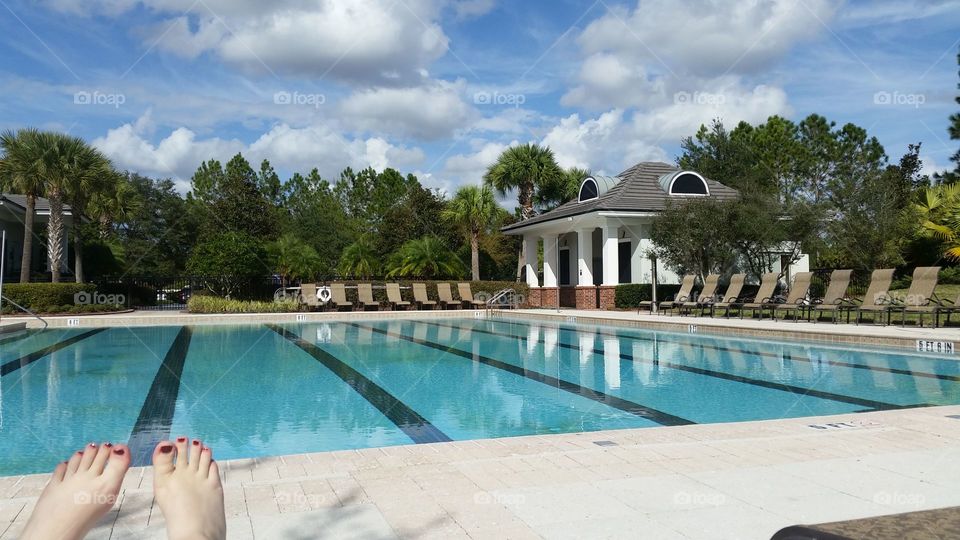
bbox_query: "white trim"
[578,178,599,202]
[666,171,709,196]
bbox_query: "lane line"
[266,324,451,444]
[427,320,918,412]
[0,328,107,377]
[350,322,696,427]
[128,326,193,466]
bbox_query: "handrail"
[1,295,49,330]
[486,288,519,313]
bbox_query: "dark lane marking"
[351,322,695,427]
[479,318,960,383]
[1,328,108,377]
[0,331,33,347]
[425,320,915,412]
[128,326,193,466]
[267,324,451,444]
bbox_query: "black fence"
[808,268,871,300]
[94,276,283,310]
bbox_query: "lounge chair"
[328,283,354,311]
[710,274,746,317]
[656,274,696,315]
[739,273,780,319]
[436,283,461,310]
[808,269,854,323]
[356,283,380,311]
[412,283,437,310]
[300,283,323,311]
[766,272,813,321]
[457,283,486,308]
[886,266,942,327]
[853,269,897,325]
[385,283,412,310]
[771,505,960,540]
[679,274,719,316]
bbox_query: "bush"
[1,283,97,309]
[187,296,300,314]
[940,267,960,285]
[614,284,682,309]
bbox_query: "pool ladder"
[485,288,520,317]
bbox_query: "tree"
[63,143,116,282]
[115,174,196,275]
[280,169,353,276]
[650,198,739,282]
[385,236,465,278]
[0,128,45,282]
[484,143,563,279]
[376,182,452,258]
[188,154,278,240]
[186,232,268,297]
[338,235,380,278]
[914,182,960,260]
[936,51,959,184]
[268,234,322,287]
[442,185,502,280]
[536,167,589,211]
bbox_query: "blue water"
[1,318,959,475]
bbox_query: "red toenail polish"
[89,443,97,448]
[105,442,113,447]
[192,440,200,446]
[113,448,125,455]
[177,437,186,442]
[159,445,173,453]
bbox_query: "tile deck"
[2,406,959,539]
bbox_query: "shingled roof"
[502,161,739,233]
[0,194,74,214]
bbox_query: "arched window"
[578,178,599,202]
[670,173,708,195]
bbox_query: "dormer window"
[658,171,709,196]
[578,178,599,202]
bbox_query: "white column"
[577,228,594,286]
[601,223,619,286]
[523,235,539,288]
[542,234,558,288]
[566,233,578,287]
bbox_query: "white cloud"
[562,53,666,109]
[442,140,513,186]
[452,0,496,19]
[340,80,475,140]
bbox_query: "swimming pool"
[2,317,958,475]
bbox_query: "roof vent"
[658,171,709,196]
[578,175,619,203]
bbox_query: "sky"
[1,0,958,195]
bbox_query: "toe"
[197,446,212,476]
[50,461,67,483]
[104,445,131,485]
[90,443,112,475]
[78,442,98,471]
[174,436,189,470]
[152,441,176,476]
[66,449,84,476]
[188,439,203,471]
[207,461,222,486]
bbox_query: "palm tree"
[0,128,46,282]
[385,236,465,278]
[87,171,141,240]
[269,234,322,287]
[441,185,502,280]
[483,143,563,280]
[63,141,113,282]
[915,183,960,259]
[338,234,380,278]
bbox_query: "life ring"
[317,286,332,304]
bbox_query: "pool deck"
[1,405,959,539]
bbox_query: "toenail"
[159,445,173,454]
[112,448,125,455]
[105,442,113,447]
[192,440,200,446]
[176,436,186,442]
[89,443,97,448]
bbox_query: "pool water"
[1,318,958,475]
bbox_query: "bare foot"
[21,442,131,540]
[152,437,226,540]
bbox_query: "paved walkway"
[2,406,959,539]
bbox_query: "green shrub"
[614,284,682,309]
[940,267,960,285]
[187,296,300,314]
[1,283,97,309]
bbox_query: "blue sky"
[1,0,958,194]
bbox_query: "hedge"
[614,284,683,309]
[187,296,301,314]
[1,283,97,310]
